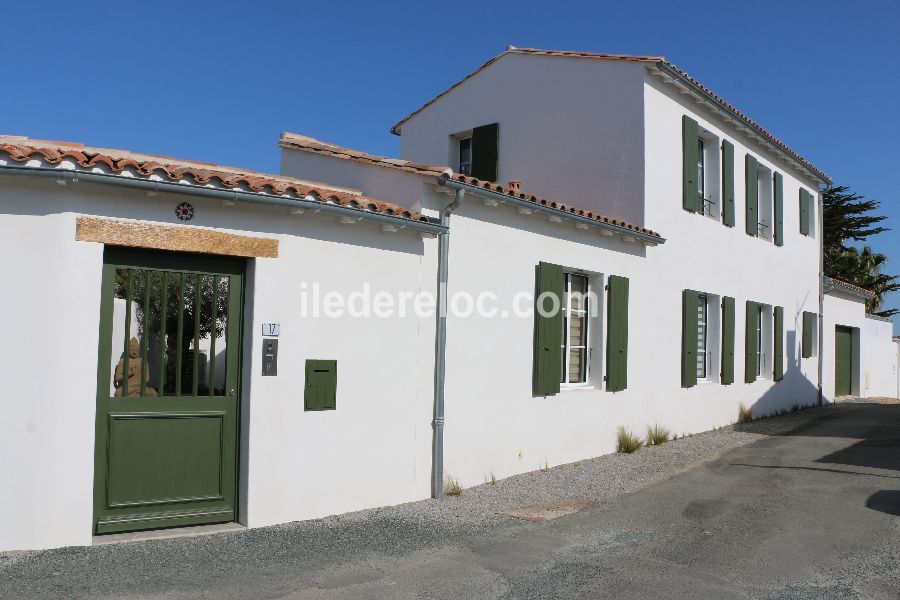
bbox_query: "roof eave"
[438,176,665,245]
[652,62,831,186]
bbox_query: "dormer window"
[452,123,498,181]
[458,137,472,175]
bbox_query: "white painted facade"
[3,48,897,552]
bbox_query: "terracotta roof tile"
[280,133,662,239]
[279,133,449,177]
[826,277,875,299]
[389,46,829,183]
[447,174,662,239]
[0,135,431,223]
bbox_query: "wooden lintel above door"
[75,216,278,258]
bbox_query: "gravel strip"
[330,400,874,532]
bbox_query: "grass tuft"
[616,426,644,453]
[445,477,462,496]
[646,424,672,446]
[490,472,496,485]
[737,403,753,424]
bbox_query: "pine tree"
[823,186,897,318]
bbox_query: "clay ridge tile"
[0,139,430,223]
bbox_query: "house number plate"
[261,323,280,337]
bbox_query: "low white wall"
[0,176,436,551]
[861,316,899,399]
[0,210,103,552]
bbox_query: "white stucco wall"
[641,71,822,413]
[861,316,898,399]
[0,175,436,551]
[396,53,648,226]
[434,197,821,488]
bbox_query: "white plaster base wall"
[0,209,103,551]
[0,177,436,551]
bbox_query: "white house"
[1,47,896,552]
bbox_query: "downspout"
[432,187,464,498]
[817,189,825,406]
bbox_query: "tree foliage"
[823,186,898,318]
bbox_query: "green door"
[834,326,853,397]
[93,248,244,534]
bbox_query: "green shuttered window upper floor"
[682,115,700,213]
[721,140,735,227]
[745,155,759,236]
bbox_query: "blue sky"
[4,1,898,331]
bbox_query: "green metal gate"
[93,248,244,534]
[834,326,853,397]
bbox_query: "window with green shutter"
[745,301,759,383]
[745,155,759,236]
[773,306,784,381]
[773,172,784,246]
[606,275,629,392]
[533,262,564,396]
[721,296,735,385]
[799,189,812,236]
[683,115,700,213]
[721,140,735,227]
[682,290,699,388]
[305,359,337,411]
[802,311,816,358]
[471,123,499,182]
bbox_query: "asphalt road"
[2,402,899,599]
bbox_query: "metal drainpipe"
[432,188,464,498]
[817,189,825,406]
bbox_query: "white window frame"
[756,305,763,377]
[458,136,472,175]
[756,163,774,241]
[697,128,721,220]
[697,294,709,380]
[560,272,590,387]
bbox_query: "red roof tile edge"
[826,277,875,299]
[388,47,829,183]
[447,174,662,238]
[280,133,661,239]
[0,137,431,223]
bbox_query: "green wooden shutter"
[721,140,735,227]
[745,155,758,236]
[773,172,784,246]
[682,116,700,213]
[305,359,337,411]
[801,311,815,358]
[471,123,499,182]
[533,262,564,396]
[721,296,735,385]
[745,301,758,383]
[682,289,699,388]
[606,275,629,392]
[799,189,812,236]
[773,306,784,381]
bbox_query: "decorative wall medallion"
[175,202,194,221]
